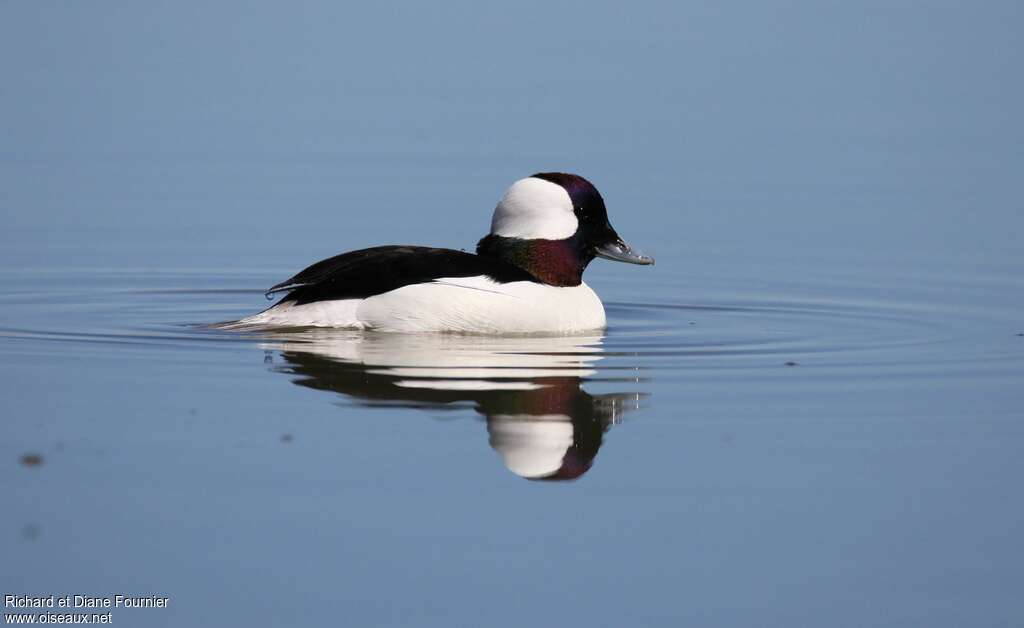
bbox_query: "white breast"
[232,276,606,334]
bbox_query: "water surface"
[2,1,1023,626]
[3,243,1022,626]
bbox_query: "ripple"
[0,269,1018,383]
[2,268,1020,482]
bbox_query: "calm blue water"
[2,2,1023,627]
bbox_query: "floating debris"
[280,433,294,443]
[20,453,44,467]
[22,523,41,541]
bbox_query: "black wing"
[267,246,537,305]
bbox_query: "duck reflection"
[256,331,646,481]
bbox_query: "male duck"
[234,172,653,333]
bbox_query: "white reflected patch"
[393,380,545,391]
[374,367,596,379]
[256,331,605,376]
[488,416,574,478]
[490,177,577,240]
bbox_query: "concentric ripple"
[0,267,1018,387]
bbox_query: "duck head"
[476,173,654,286]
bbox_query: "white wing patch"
[430,277,524,298]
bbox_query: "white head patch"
[489,177,578,240]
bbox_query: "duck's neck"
[476,234,591,287]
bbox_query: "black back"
[268,245,537,305]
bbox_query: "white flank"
[226,298,365,329]
[222,276,605,333]
[355,275,606,333]
[490,177,578,240]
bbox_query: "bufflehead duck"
[233,172,653,333]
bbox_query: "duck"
[231,172,653,333]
